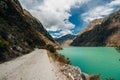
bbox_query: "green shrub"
[0,37,9,61]
[22,48,31,54]
[0,38,9,52]
[46,44,56,53]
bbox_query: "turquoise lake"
[58,47,120,80]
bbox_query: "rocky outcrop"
[61,64,86,80]
[71,10,120,47]
[0,0,59,62]
[61,64,100,80]
[55,34,75,46]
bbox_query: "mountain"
[55,34,75,46]
[0,0,59,61]
[71,10,120,47]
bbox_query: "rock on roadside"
[60,64,100,80]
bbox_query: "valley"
[0,0,120,80]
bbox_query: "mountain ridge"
[71,9,120,47]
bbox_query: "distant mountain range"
[0,0,59,61]
[71,9,120,47]
[55,34,75,46]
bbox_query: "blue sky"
[19,0,120,38]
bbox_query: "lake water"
[58,47,120,80]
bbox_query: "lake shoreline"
[58,47,120,80]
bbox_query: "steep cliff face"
[71,10,120,47]
[55,34,75,46]
[0,0,59,61]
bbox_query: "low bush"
[0,37,9,61]
[0,37,9,52]
[46,44,56,53]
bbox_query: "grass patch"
[47,51,69,65]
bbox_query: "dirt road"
[0,49,66,80]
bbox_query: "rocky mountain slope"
[0,0,59,61]
[71,10,120,47]
[55,34,75,46]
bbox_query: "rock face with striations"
[0,0,59,61]
[71,10,120,47]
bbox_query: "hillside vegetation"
[0,0,60,61]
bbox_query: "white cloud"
[82,6,114,22]
[82,0,120,22]
[19,0,90,37]
[108,0,120,7]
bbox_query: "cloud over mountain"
[82,0,120,22]
[19,0,90,37]
[19,0,120,37]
